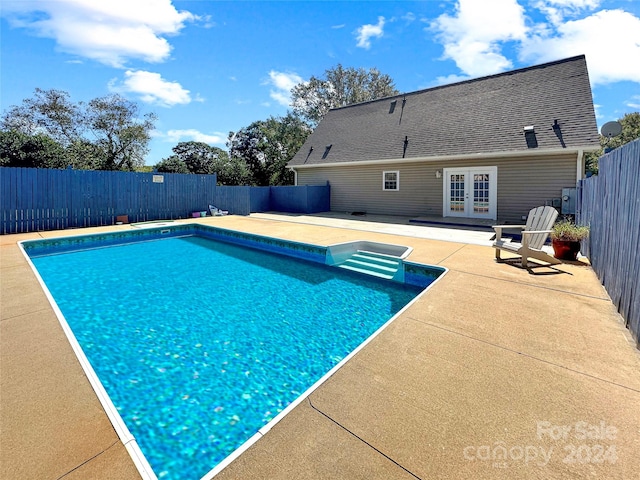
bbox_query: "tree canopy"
[154,155,190,174]
[161,141,227,175]
[291,64,399,125]
[585,112,640,175]
[1,89,81,145]
[227,113,311,186]
[0,129,67,168]
[155,141,251,185]
[85,95,156,170]
[1,88,156,170]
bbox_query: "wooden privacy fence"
[210,185,330,216]
[1,167,331,234]
[577,138,640,347]
[1,167,217,234]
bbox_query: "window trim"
[382,170,400,191]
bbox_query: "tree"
[215,155,252,186]
[155,155,190,174]
[65,139,107,170]
[154,141,252,185]
[169,141,226,174]
[227,124,266,185]
[585,112,640,175]
[1,89,156,171]
[291,64,399,125]
[228,113,311,186]
[1,88,81,145]
[85,95,156,171]
[262,113,311,185]
[0,129,67,168]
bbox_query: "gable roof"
[289,55,599,167]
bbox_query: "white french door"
[443,166,497,220]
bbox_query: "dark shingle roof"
[289,55,599,167]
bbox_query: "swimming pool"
[22,225,445,479]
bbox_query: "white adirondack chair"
[493,206,561,268]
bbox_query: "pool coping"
[17,223,447,480]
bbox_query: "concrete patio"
[1,214,639,479]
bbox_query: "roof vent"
[389,100,397,114]
[304,146,314,163]
[553,120,566,148]
[523,126,538,148]
[399,96,407,125]
[322,144,332,159]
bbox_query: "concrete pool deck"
[1,214,639,479]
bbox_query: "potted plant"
[550,217,590,260]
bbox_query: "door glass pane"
[473,173,490,214]
[449,174,465,212]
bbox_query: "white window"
[383,171,399,191]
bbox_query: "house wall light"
[435,170,442,179]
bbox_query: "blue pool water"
[29,233,426,479]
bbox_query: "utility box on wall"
[561,188,577,214]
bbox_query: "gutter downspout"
[576,149,584,184]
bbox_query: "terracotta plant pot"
[552,239,581,260]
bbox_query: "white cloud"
[593,103,603,120]
[109,70,192,107]
[1,0,195,67]
[268,71,302,91]
[429,0,640,88]
[520,9,640,85]
[331,24,346,29]
[402,12,417,23]
[355,16,385,49]
[265,70,303,107]
[430,0,528,77]
[627,96,640,110]
[162,129,226,145]
[534,0,601,25]
[269,91,290,107]
[433,73,471,86]
[199,14,216,29]
[546,0,601,6]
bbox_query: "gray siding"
[295,153,577,223]
[298,162,438,216]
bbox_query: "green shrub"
[551,217,590,242]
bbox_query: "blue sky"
[2,0,639,165]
